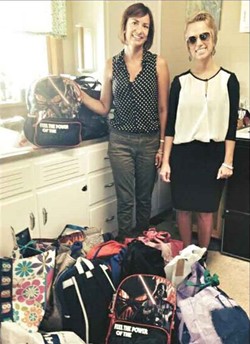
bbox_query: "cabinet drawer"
[0,162,33,200]
[87,143,110,173]
[89,199,117,233]
[88,170,115,205]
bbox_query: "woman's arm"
[155,55,170,167]
[216,140,236,179]
[79,58,113,116]
[160,136,174,182]
[160,76,181,182]
[217,73,239,179]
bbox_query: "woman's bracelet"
[158,150,164,155]
[160,139,165,143]
[222,163,234,170]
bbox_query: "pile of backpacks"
[0,225,249,344]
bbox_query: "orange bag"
[86,240,126,260]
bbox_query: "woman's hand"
[216,164,233,179]
[159,162,171,182]
[155,150,163,168]
[63,78,83,102]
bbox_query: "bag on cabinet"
[23,75,109,147]
[23,75,83,147]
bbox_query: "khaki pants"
[108,129,159,237]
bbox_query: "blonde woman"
[160,11,239,251]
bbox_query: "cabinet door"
[222,211,250,261]
[0,193,38,256]
[225,140,250,213]
[36,178,89,238]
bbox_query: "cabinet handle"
[82,185,87,191]
[104,182,114,188]
[104,156,110,160]
[42,208,48,225]
[106,215,115,222]
[30,212,35,230]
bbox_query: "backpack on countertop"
[23,75,109,147]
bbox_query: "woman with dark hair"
[160,11,239,251]
[75,3,169,241]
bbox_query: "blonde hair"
[185,11,218,45]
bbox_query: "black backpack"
[120,240,165,280]
[55,257,116,344]
[106,274,177,344]
[23,75,109,147]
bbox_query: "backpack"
[23,75,109,147]
[86,240,127,288]
[55,257,116,344]
[105,274,176,344]
[120,240,165,280]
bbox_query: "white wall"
[104,0,162,60]
[62,1,105,79]
[64,0,249,107]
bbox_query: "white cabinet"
[0,140,172,256]
[32,148,89,239]
[0,141,118,257]
[89,198,117,234]
[86,142,118,234]
[88,170,115,205]
[0,148,89,256]
[0,160,39,256]
[0,194,38,256]
[36,178,88,239]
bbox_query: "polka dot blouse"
[111,49,159,133]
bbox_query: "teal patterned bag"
[0,249,56,332]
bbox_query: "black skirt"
[170,140,226,212]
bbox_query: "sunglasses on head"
[186,32,211,45]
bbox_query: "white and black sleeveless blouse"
[111,49,159,133]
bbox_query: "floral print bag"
[0,249,56,333]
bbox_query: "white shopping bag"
[0,322,86,344]
[164,244,207,287]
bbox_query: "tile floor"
[150,210,250,317]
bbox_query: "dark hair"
[120,2,154,50]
